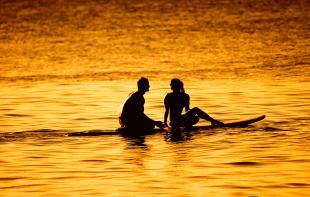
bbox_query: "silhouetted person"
[164,78,223,128]
[119,77,164,132]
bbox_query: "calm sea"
[0,0,309,196]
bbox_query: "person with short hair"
[119,77,164,133]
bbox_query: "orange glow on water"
[0,0,309,196]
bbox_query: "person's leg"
[123,115,155,133]
[140,116,155,131]
[170,113,198,128]
[185,107,223,125]
[180,110,199,127]
[184,115,199,127]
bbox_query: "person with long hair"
[164,78,223,128]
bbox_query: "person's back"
[119,91,145,127]
[164,91,189,123]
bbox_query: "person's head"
[137,77,150,93]
[170,78,184,93]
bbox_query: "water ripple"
[225,161,262,166]
[4,113,32,117]
[286,183,310,187]
[0,177,25,181]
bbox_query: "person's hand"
[155,121,165,128]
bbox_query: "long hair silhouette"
[170,78,185,93]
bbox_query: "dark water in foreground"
[0,0,309,196]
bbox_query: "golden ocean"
[0,0,309,196]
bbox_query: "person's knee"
[184,115,199,127]
[192,116,199,124]
[192,107,201,113]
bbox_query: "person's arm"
[138,112,163,128]
[164,95,169,127]
[164,108,169,128]
[184,94,190,112]
[134,94,163,128]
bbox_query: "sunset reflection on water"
[0,0,309,196]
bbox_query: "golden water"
[0,0,309,196]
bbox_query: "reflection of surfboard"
[67,115,265,136]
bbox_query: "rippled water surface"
[0,0,309,196]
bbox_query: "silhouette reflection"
[122,135,148,149]
[164,129,194,143]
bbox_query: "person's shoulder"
[183,92,190,99]
[164,92,174,101]
[127,91,140,100]
[181,92,189,96]
[166,92,173,96]
[132,91,145,101]
[164,92,174,97]
[130,91,142,97]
